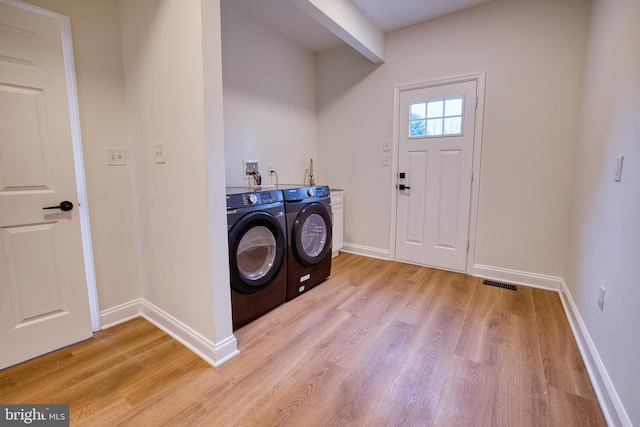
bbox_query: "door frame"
[3,0,101,331]
[389,72,486,274]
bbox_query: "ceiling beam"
[288,0,385,63]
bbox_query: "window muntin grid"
[409,97,464,137]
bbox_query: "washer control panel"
[226,188,283,210]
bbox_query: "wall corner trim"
[559,279,631,427]
[100,299,239,367]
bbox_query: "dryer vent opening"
[483,279,517,291]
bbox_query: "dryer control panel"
[282,185,330,201]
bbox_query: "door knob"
[43,201,74,212]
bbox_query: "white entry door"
[0,1,93,368]
[395,79,477,272]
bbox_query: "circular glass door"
[229,211,286,294]
[292,202,332,267]
[236,226,277,281]
[300,214,327,258]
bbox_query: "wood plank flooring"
[0,253,606,426]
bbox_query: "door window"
[409,97,464,137]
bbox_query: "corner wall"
[564,0,640,424]
[317,0,590,280]
[118,0,235,364]
[221,1,317,186]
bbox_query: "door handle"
[397,184,411,190]
[43,201,74,212]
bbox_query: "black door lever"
[43,201,74,212]
[397,184,411,190]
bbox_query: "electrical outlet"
[155,143,166,164]
[105,147,126,166]
[267,164,276,184]
[597,286,606,311]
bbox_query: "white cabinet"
[330,190,343,258]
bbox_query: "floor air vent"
[483,279,517,291]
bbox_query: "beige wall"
[22,0,142,311]
[317,0,591,278]
[202,0,235,348]
[565,0,640,424]
[21,0,234,362]
[221,1,317,186]
[118,0,232,343]
[12,0,639,421]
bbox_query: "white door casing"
[391,75,484,272]
[0,0,98,369]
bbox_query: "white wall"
[564,0,640,424]
[15,2,637,419]
[118,0,234,355]
[22,0,142,311]
[221,1,317,187]
[317,0,590,278]
[201,0,236,353]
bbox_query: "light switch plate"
[105,147,126,166]
[383,140,391,152]
[155,143,166,164]
[598,286,606,311]
[614,155,623,182]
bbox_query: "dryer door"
[229,211,286,294]
[292,202,333,267]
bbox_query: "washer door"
[292,202,332,267]
[229,211,286,294]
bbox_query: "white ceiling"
[350,0,494,32]
[225,0,494,53]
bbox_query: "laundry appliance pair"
[226,185,332,330]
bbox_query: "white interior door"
[0,1,93,369]
[395,79,477,272]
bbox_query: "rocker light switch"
[614,155,623,182]
[155,143,166,164]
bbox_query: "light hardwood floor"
[0,253,606,426]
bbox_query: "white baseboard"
[559,280,630,427]
[472,263,562,290]
[341,242,390,260]
[99,299,143,329]
[99,299,239,367]
[467,265,629,425]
